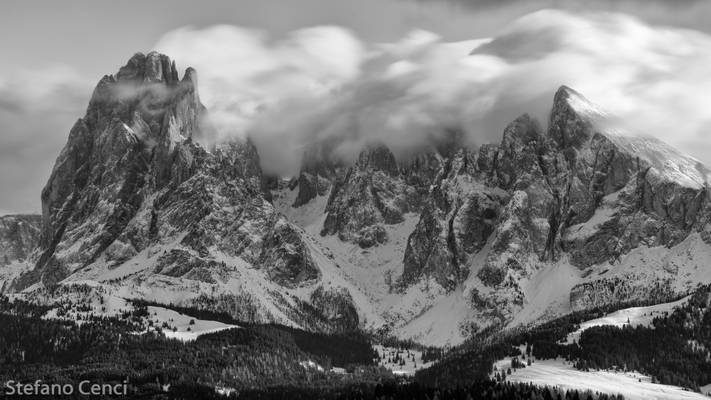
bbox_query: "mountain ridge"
[1,52,710,346]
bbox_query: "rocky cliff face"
[321,144,427,248]
[309,85,711,338]
[0,215,41,265]
[11,52,345,331]
[7,52,711,344]
[0,214,42,293]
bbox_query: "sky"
[1,0,711,214]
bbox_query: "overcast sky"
[2,0,711,215]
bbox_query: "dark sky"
[1,0,710,215]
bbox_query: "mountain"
[2,53,711,346]
[0,214,42,293]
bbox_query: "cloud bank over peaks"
[155,25,365,145]
[154,9,711,177]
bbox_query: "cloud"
[155,10,711,176]
[0,65,91,214]
[155,25,365,144]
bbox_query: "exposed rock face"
[293,172,333,208]
[18,53,324,326]
[12,50,711,343]
[321,144,425,248]
[402,148,509,289]
[36,52,206,284]
[396,86,711,329]
[0,214,42,293]
[0,215,42,267]
[291,141,344,207]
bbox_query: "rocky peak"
[355,143,399,176]
[291,142,345,208]
[35,51,212,283]
[116,52,180,85]
[321,144,421,248]
[494,114,545,189]
[548,85,598,150]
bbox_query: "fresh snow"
[147,305,239,342]
[563,296,691,344]
[273,187,438,333]
[564,87,711,190]
[564,205,617,241]
[495,357,708,400]
[586,233,711,295]
[392,285,467,346]
[607,135,711,190]
[509,258,583,328]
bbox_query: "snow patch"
[299,360,325,372]
[495,357,708,400]
[148,305,239,342]
[563,296,691,344]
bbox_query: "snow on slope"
[273,187,442,332]
[392,285,468,346]
[563,296,691,344]
[495,357,708,400]
[509,259,583,328]
[0,260,34,293]
[585,233,711,294]
[36,289,239,342]
[148,305,239,342]
[564,87,711,190]
[607,134,711,190]
[563,191,619,241]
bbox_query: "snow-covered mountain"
[2,52,711,346]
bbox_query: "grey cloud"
[155,9,711,178]
[0,67,91,215]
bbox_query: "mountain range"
[2,51,710,347]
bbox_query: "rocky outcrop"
[321,144,424,248]
[0,215,42,266]
[399,85,711,324]
[14,48,711,340]
[292,141,344,207]
[36,52,205,285]
[402,148,509,289]
[23,52,321,296]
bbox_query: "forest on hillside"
[0,295,630,399]
[418,286,711,394]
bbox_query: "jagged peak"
[182,66,198,85]
[356,142,399,176]
[548,85,601,149]
[87,51,203,119]
[115,51,184,85]
[554,85,608,120]
[501,113,542,148]
[551,86,711,188]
